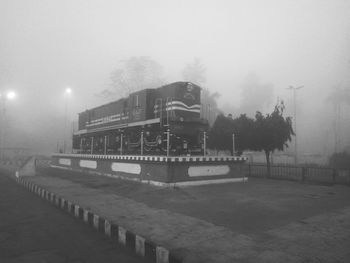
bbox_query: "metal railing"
[244,163,350,185]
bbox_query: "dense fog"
[0,0,349,161]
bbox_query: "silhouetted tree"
[207,114,234,153]
[208,101,294,177]
[252,101,294,177]
[207,113,255,155]
[98,56,165,99]
[231,114,255,153]
[329,151,350,169]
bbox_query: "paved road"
[0,171,148,263]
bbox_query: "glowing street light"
[0,90,17,159]
[65,87,72,96]
[6,91,16,100]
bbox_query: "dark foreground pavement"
[0,171,148,263]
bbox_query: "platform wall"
[51,154,248,185]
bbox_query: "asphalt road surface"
[0,171,148,263]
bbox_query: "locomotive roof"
[156,81,201,90]
[79,96,128,115]
[78,81,200,115]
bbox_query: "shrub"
[329,152,350,169]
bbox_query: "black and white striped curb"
[14,176,182,263]
[53,153,248,163]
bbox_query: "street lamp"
[65,87,72,96]
[287,85,303,165]
[63,87,72,153]
[0,90,17,159]
[6,91,16,100]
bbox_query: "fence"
[244,163,350,185]
[0,147,33,160]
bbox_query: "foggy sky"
[0,0,349,155]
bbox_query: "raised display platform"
[51,154,248,186]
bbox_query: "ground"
[33,167,350,263]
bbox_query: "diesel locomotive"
[72,82,209,156]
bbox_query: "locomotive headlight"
[180,117,184,122]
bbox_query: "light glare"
[6,91,16,100]
[65,87,72,95]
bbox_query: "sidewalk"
[16,167,350,263]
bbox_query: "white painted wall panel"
[79,160,97,169]
[111,162,141,174]
[188,165,230,177]
[59,158,71,166]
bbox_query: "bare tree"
[327,85,350,152]
[98,56,165,99]
[328,85,350,106]
[182,58,221,125]
[182,57,206,86]
[239,73,274,117]
[201,89,221,125]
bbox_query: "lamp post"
[232,133,235,156]
[63,87,72,153]
[287,85,303,165]
[203,131,207,156]
[0,91,16,159]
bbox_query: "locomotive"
[72,82,209,156]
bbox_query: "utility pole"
[203,131,207,156]
[287,85,303,165]
[232,133,235,156]
[63,87,72,153]
[334,104,340,153]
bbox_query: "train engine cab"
[154,82,207,154]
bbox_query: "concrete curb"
[14,176,182,263]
